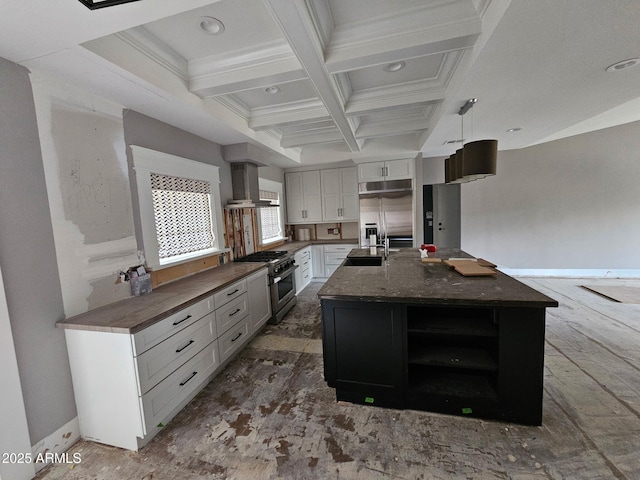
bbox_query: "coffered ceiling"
[2,0,640,168]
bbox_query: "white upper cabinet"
[358,158,414,182]
[285,171,322,223]
[321,167,358,222]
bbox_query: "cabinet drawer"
[135,312,217,395]
[299,256,311,267]
[325,252,349,265]
[216,294,248,335]
[323,244,356,253]
[298,248,311,261]
[132,296,213,356]
[301,267,311,283]
[140,341,219,436]
[213,279,247,308]
[219,317,250,364]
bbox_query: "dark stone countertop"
[317,248,558,308]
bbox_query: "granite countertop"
[272,238,359,254]
[317,248,558,308]
[57,262,266,334]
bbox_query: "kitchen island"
[317,248,558,425]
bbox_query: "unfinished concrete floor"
[35,278,640,479]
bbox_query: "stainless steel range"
[234,251,297,324]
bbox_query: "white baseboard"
[31,417,80,473]
[499,268,640,279]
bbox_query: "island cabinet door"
[497,307,546,426]
[321,300,405,407]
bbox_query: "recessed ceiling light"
[506,127,522,132]
[606,58,639,72]
[264,86,280,94]
[383,61,405,73]
[199,16,225,35]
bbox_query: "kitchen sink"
[343,256,383,267]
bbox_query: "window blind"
[259,189,281,241]
[151,173,215,259]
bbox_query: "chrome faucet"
[374,236,389,261]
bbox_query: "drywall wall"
[460,120,640,272]
[31,75,139,316]
[0,58,75,445]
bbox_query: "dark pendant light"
[78,0,141,10]
[444,156,453,183]
[450,149,465,184]
[445,99,497,183]
[462,139,497,181]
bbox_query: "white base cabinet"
[64,269,269,451]
[246,268,271,334]
[311,245,325,279]
[311,244,357,279]
[294,246,312,293]
[323,244,357,277]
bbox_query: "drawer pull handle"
[227,288,239,296]
[179,371,198,386]
[175,340,195,353]
[229,308,242,317]
[231,332,242,342]
[173,314,192,326]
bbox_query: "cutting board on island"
[444,258,497,276]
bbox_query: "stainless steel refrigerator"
[359,179,414,247]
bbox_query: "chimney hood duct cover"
[228,162,276,208]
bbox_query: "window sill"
[260,236,287,246]
[154,248,230,271]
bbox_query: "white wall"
[0,58,76,450]
[0,266,34,480]
[460,120,640,274]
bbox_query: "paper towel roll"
[297,228,310,241]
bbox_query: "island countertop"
[317,248,558,308]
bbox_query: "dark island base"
[321,299,547,426]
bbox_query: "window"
[258,178,284,245]
[131,146,224,270]
[151,173,216,263]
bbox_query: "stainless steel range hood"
[227,162,276,208]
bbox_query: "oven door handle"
[272,265,298,284]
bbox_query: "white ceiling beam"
[249,99,330,130]
[356,116,433,140]
[280,119,335,134]
[325,0,481,74]
[188,43,307,97]
[346,84,444,117]
[262,0,362,152]
[280,128,344,148]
